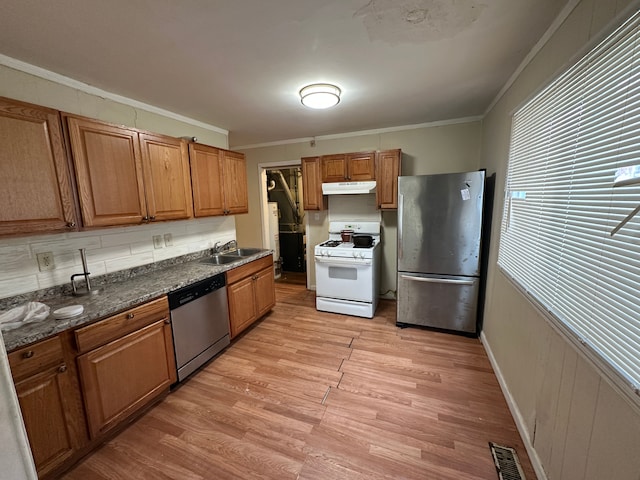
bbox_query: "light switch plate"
[153,235,164,249]
[36,252,55,271]
[164,233,173,247]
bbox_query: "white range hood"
[322,181,376,195]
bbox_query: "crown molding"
[0,54,228,136]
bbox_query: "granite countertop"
[0,249,273,351]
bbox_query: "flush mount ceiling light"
[299,83,341,109]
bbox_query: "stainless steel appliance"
[168,273,230,382]
[315,221,381,318]
[396,171,485,333]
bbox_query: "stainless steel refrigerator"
[396,171,485,334]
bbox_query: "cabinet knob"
[164,318,171,325]
[126,313,135,319]
[149,216,156,221]
[66,222,76,228]
[58,364,67,373]
[22,350,34,359]
[142,216,149,222]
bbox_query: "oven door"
[315,256,374,302]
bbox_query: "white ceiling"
[0,0,568,147]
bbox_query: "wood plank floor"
[62,282,536,480]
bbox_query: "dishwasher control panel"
[168,273,226,309]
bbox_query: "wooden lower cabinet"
[77,317,176,439]
[8,334,86,478]
[227,256,276,339]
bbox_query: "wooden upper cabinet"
[321,154,347,182]
[189,143,225,216]
[0,97,78,236]
[139,133,193,221]
[346,151,376,181]
[221,149,249,214]
[376,149,402,209]
[66,116,147,227]
[302,156,326,211]
[321,151,375,182]
[189,143,248,217]
[66,115,193,227]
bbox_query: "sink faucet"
[212,241,222,254]
[221,240,237,253]
[71,248,98,296]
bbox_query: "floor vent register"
[489,442,526,480]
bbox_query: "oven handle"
[315,257,372,266]
[400,275,475,286]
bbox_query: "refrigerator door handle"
[400,275,475,286]
[398,193,404,260]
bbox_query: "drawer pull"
[126,313,135,319]
[58,364,67,373]
[164,318,171,325]
[23,350,34,359]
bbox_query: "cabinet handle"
[142,216,149,222]
[58,364,67,373]
[149,216,156,221]
[126,313,135,319]
[66,222,76,228]
[22,350,34,359]
[164,318,171,325]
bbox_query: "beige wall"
[481,0,640,479]
[235,121,483,293]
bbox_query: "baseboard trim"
[480,331,548,480]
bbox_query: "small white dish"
[53,305,84,319]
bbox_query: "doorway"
[261,164,306,285]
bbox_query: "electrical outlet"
[164,233,173,247]
[36,252,55,272]
[153,235,164,249]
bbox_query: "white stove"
[314,221,381,318]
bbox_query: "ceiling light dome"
[300,83,341,109]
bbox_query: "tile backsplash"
[0,217,236,299]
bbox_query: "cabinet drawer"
[226,255,273,285]
[75,296,169,353]
[8,336,64,380]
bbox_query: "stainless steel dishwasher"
[168,273,230,382]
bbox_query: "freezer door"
[398,171,484,276]
[396,272,479,333]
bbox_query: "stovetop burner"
[320,240,342,247]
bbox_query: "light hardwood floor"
[63,282,536,479]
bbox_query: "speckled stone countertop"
[0,249,272,352]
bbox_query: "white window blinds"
[498,10,640,395]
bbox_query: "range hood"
[322,181,377,195]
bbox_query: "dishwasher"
[167,273,230,382]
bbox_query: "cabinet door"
[222,149,249,214]
[189,143,225,217]
[301,156,326,211]
[67,116,147,227]
[321,154,347,182]
[77,319,174,438]
[376,149,401,209]
[255,266,276,318]
[14,363,75,477]
[139,133,193,221]
[228,276,257,339]
[347,151,376,181]
[0,97,77,236]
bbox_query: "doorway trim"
[257,159,302,254]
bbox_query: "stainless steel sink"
[223,247,265,257]
[200,255,239,265]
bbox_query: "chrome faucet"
[212,241,222,254]
[71,248,97,296]
[221,240,237,253]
